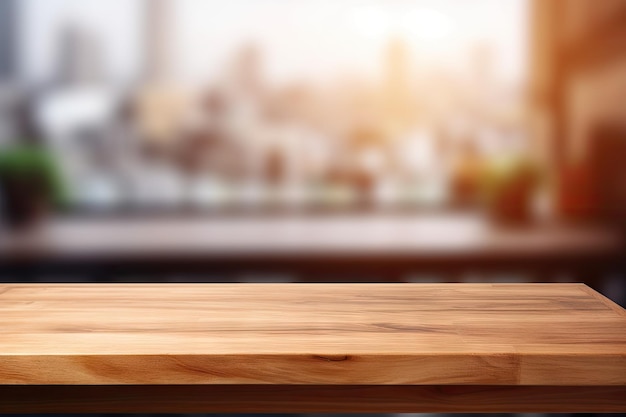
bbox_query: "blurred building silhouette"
[383,38,413,135]
[55,25,106,86]
[0,0,18,82]
[145,0,172,82]
[232,44,264,99]
[0,0,21,145]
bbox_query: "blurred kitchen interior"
[1,2,626,417]
[0,0,625,309]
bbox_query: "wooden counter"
[1,283,625,412]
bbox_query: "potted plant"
[481,156,542,225]
[0,144,66,230]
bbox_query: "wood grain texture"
[0,283,625,386]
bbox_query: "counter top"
[2,283,626,412]
[1,283,625,386]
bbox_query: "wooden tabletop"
[1,283,625,386]
[2,283,626,412]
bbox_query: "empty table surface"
[1,283,626,412]
[1,283,625,385]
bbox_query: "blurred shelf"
[0,213,623,280]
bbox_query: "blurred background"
[0,1,626,416]
[0,0,625,292]
[2,0,534,213]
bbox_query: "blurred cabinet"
[533,0,626,222]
